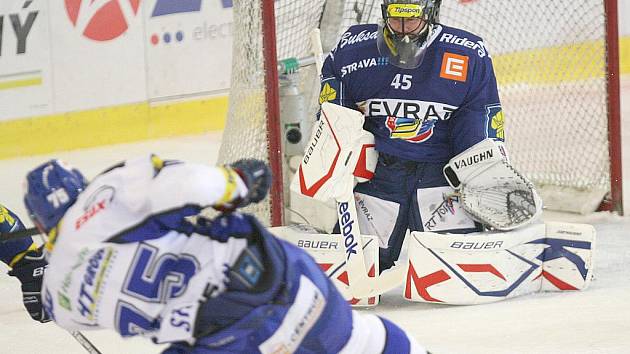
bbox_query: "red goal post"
[218,0,623,226]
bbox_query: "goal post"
[604,0,623,213]
[219,0,623,225]
[261,0,284,226]
[217,0,327,226]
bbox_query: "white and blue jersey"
[321,23,504,162]
[41,155,426,353]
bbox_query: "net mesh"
[219,0,613,223]
[218,0,326,224]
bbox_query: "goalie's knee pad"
[443,139,542,230]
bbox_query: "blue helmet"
[24,160,88,233]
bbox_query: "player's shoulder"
[0,203,21,232]
[332,23,379,53]
[433,24,490,59]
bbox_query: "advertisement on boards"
[0,1,53,120]
[144,0,234,100]
[48,0,148,113]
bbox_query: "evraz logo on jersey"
[340,57,389,77]
[366,99,457,143]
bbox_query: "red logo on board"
[65,0,141,41]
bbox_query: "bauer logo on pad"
[440,52,469,82]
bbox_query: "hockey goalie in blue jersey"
[319,0,541,270]
[23,156,428,353]
[0,204,49,323]
[291,0,595,305]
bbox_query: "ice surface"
[0,76,627,353]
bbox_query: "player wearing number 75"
[23,156,429,353]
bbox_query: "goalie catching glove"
[443,139,542,230]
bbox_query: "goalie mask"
[377,0,441,69]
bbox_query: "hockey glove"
[230,159,272,208]
[8,247,51,323]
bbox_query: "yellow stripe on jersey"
[8,242,38,268]
[216,167,240,206]
[151,154,165,173]
[0,205,16,226]
[45,226,59,252]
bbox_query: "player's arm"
[448,50,504,150]
[1,204,49,323]
[99,156,271,245]
[147,157,271,215]
[445,50,541,230]
[0,204,35,266]
[318,51,358,111]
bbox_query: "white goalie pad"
[270,225,380,307]
[290,102,377,202]
[443,139,543,230]
[288,103,403,299]
[404,222,595,305]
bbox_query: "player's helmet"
[24,159,88,233]
[377,0,441,69]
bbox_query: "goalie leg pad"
[537,222,595,291]
[403,222,595,304]
[270,225,381,307]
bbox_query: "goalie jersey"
[321,24,504,162]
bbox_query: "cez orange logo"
[440,53,469,82]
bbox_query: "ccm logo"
[440,52,469,82]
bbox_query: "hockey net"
[218,0,622,225]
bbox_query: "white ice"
[0,76,628,353]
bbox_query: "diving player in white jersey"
[23,155,428,353]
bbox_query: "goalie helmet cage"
[218,0,622,225]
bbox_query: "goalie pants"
[349,152,482,270]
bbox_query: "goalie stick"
[291,102,405,298]
[289,32,405,298]
[335,176,406,298]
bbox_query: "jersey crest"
[485,104,505,139]
[385,116,436,143]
